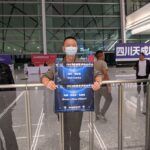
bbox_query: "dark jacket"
[0,63,16,112]
[134,60,150,77]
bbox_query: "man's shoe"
[142,112,146,115]
[100,113,107,121]
[95,114,100,120]
[96,113,107,121]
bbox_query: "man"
[41,36,101,150]
[134,52,150,94]
[94,50,112,121]
[0,62,18,150]
[134,52,150,114]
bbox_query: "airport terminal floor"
[0,66,148,150]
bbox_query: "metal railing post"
[145,81,150,150]
[118,83,123,150]
[60,113,64,150]
[25,86,32,150]
[89,112,94,150]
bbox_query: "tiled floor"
[1,66,148,150]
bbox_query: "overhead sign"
[115,43,150,61]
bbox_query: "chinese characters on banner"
[116,43,150,61]
[31,54,57,66]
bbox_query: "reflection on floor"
[5,67,147,149]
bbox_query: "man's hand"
[46,80,57,90]
[92,75,102,91]
[42,77,57,90]
[92,81,101,91]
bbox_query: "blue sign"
[116,43,150,61]
[55,84,94,112]
[0,55,12,64]
[55,62,94,85]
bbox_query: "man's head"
[95,50,105,60]
[62,36,78,56]
[139,52,145,61]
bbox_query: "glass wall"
[126,0,150,15]
[0,0,120,54]
[45,0,121,53]
[0,0,42,54]
[0,0,149,55]
[126,0,150,44]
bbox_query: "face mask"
[65,46,77,55]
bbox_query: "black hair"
[140,52,145,56]
[63,36,77,44]
[95,50,104,58]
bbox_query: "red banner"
[88,55,94,63]
[31,54,57,66]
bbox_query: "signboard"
[31,54,57,66]
[55,84,94,112]
[88,55,94,62]
[0,55,12,64]
[55,62,94,112]
[55,62,94,85]
[116,43,150,61]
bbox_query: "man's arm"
[6,64,15,84]
[5,64,16,108]
[41,65,57,90]
[101,63,111,92]
[101,67,109,80]
[133,61,138,70]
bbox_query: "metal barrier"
[0,79,150,150]
[0,84,42,150]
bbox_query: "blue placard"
[55,62,94,85]
[0,55,12,64]
[115,43,150,61]
[55,84,94,112]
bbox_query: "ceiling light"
[131,23,150,34]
